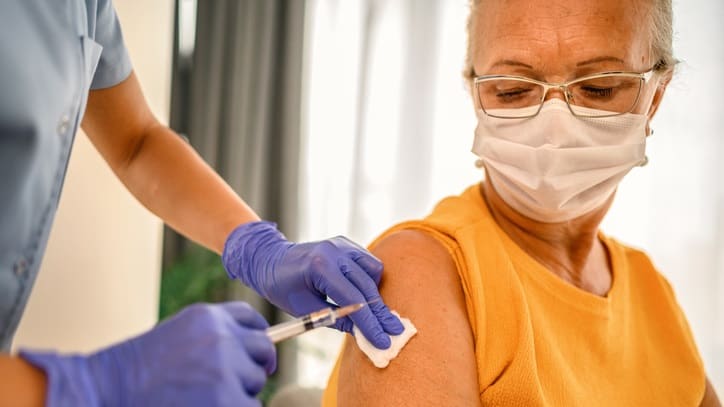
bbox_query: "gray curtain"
[166,0,306,386]
[348,0,442,240]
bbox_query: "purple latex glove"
[20,302,275,407]
[222,221,404,349]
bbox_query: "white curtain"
[298,0,724,391]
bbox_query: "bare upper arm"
[337,229,481,407]
[700,378,722,407]
[81,71,160,172]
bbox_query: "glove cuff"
[19,350,101,407]
[222,221,292,297]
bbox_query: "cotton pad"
[352,311,417,368]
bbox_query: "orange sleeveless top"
[323,184,705,406]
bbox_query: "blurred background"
[11,0,724,402]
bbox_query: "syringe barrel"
[266,319,308,343]
[266,308,336,343]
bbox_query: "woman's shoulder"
[373,229,460,286]
[602,235,667,285]
[603,235,686,317]
[367,184,493,254]
[334,229,482,406]
[425,184,492,231]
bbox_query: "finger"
[339,258,404,335]
[346,305,391,349]
[237,328,277,375]
[228,334,271,397]
[322,260,390,349]
[236,355,269,397]
[350,252,384,285]
[333,236,384,284]
[368,301,404,335]
[242,365,268,397]
[332,235,368,252]
[331,315,354,334]
[220,302,270,329]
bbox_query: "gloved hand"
[222,221,404,349]
[20,302,275,407]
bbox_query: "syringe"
[266,303,366,344]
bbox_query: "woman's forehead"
[472,0,652,74]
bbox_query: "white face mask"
[472,99,648,223]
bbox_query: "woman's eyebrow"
[490,56,626,70]
[490,59,534,70]
[576,56,626,67]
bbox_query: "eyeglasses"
[473,69,657,119]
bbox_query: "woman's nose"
[543,86,568,102]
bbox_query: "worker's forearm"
[0,354,46,407]
[115,124,259,254]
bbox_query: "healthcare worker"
[0,1,403,406]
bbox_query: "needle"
[266,302,367,343]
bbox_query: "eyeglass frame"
[473,68,658,119]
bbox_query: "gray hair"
[464,0,675,82]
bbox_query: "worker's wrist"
[84,344,133,407]
[222,221,293,295]
[19,350,101,407]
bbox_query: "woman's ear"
[464,70,478,113]
[646,70,673,122]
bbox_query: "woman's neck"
[480,181,613,296]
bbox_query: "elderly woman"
[322,0,721,405]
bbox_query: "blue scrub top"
[0,1,132,351]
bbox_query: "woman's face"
[470,0,666,116]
